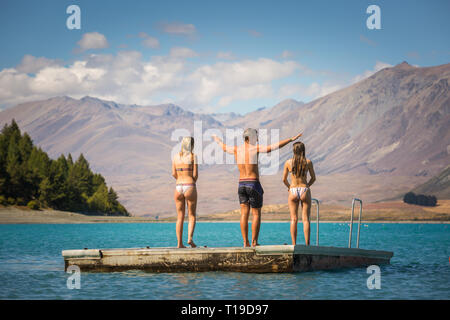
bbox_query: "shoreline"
[1,219,449,225]
[2,221,449,224]
[1,204,449,225]
[197,220,450,224]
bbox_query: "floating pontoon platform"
[62,245,393,273]
[62,198,393,273]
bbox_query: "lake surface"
[0,222,449,299]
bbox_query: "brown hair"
[292,142,307,178]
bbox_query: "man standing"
[213,129,302,247]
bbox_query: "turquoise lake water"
[0,222,449,299]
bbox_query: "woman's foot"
[243,241,251,247]
[251,241,260,247]
[177,243,186,248]
[188,240,197,248]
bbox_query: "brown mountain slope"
[411,165,450,199]
[0,62,448,216]
[221,62,450,178]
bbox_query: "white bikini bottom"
[290,187,309,200]
[176,183,195,194]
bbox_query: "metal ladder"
[348,198,363,248]
[310,198,320,246]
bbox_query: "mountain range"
[0,61,448,216]
[412,165,450,199]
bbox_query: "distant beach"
[1,200,449,224]
[0,206,156,224]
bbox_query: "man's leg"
[251,207,261,247]
[240,203,250,247]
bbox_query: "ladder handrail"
[348,198,363,248]
[311,198,320,246]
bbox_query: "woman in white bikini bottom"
[290,186,309,202]
[175,183,195,194]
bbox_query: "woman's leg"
[288,191,300,245]
[185,187,197,248]
[174,189,186,248]
[300,189,312,245]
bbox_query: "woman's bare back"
[287,158,311,187]
[173,153,197,184]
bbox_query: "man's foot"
[188,240,197,248]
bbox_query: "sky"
[0,0,449,113]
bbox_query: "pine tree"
[92,173,106,191]
[87,182,110,215]
[72,154,93,195]
[67,153,74,167]
[0,126,9,196]
[18,133,33,162]
[6,134,23,202]
[0,120,129,215]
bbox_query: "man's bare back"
[235,143,259,179]
[212,129,303,247]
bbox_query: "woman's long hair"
[292,142,307,178]
[180,136,194,163]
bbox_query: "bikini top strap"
[176,167,193,171]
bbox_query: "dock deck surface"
[63,245,393,273]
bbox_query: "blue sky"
[0,0,449,113]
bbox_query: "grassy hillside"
[412,165,450,199]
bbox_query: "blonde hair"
[180,136,194,155]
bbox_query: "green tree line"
[0,120,129,216]
[403,192,437,207]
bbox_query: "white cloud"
[138,32,160,49]
[76,32,109,52]
[182,58,299,108]
[169,47,197,59]
[16,55,61,74]
[303,82,343,98]
[278,82,343,101]
[0,52,300,111]
[160,22,196,36]
[352,61,392,83]
[0,48,393,113]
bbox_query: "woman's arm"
[307,160,316,187]
[171,159,178,179]
[192,154,198,182]
[282,161,290,190]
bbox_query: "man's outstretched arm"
[258,131,303,153]
[212,135,236,154]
